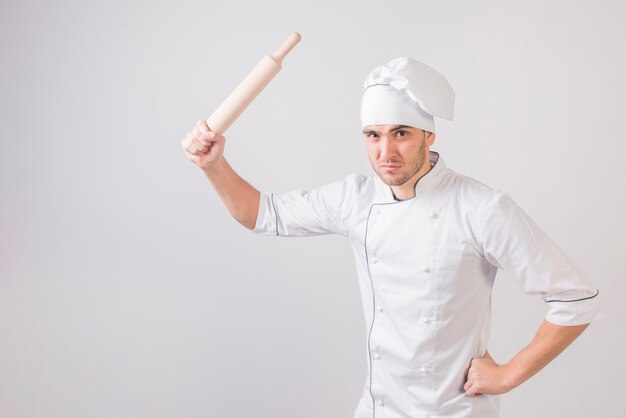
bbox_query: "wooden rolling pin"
[206,32,302,134]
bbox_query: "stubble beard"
[375,138,427,186]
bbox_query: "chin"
[377,172,404,186]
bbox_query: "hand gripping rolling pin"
[206,32,302,135]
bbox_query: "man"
[181,57,602,418]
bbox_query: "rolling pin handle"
[271,32,302,64]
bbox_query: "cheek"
[410,140,422,154]
[365,144,378,159]
[400,143,417,156]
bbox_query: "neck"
[390,156,434,200]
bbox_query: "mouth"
[380,164,400,172]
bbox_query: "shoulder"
[343,172,369,185]
[305,173,370,206]
[444,169,503,207]
[441,169,522,239]
[333,172,372,194]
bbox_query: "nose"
[379,136,396,161]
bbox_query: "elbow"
[234,212,257,231]
[241,219,256,231]
[233,194,261,231]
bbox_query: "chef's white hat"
[360,57,455,132]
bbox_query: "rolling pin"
[206,32,302,134]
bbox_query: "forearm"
[503,319,589,389]
[465,319,590,396]
[203,157,260,230]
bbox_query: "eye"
[365,132,378,139]
[396,130,408,137]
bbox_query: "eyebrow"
[362,125,412,134]
[389,125,412,132]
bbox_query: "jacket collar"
[374,151,447,203]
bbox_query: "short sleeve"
[479,191,603,326]
[252,174,359,238]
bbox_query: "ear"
[425,131,436,147]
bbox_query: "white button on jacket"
[253,151,602,418]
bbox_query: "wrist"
[202,157,227,175]
[500,362,523,392]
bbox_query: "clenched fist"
[181,120,226,170]
[464,351,513,397]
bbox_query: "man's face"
[362,124,435,187]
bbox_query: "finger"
[193,128,217,149]
[193,126,208,141]
[182,132,196,152]
[184,133,206,154]
[196,119,211,135]
[463,378,473,391]
[194,136,210,152]
[195,126,221,144]
[465,383,477,397]
[184,133,200,153]
[189,130,210,150]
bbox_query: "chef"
[181,57,603,418]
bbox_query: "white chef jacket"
[252,151,602,418]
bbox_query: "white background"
[1,0,624,417]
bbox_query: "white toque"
[360,57,455,132]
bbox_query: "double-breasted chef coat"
[252,151,602,418]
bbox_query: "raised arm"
[181,120,260,230]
